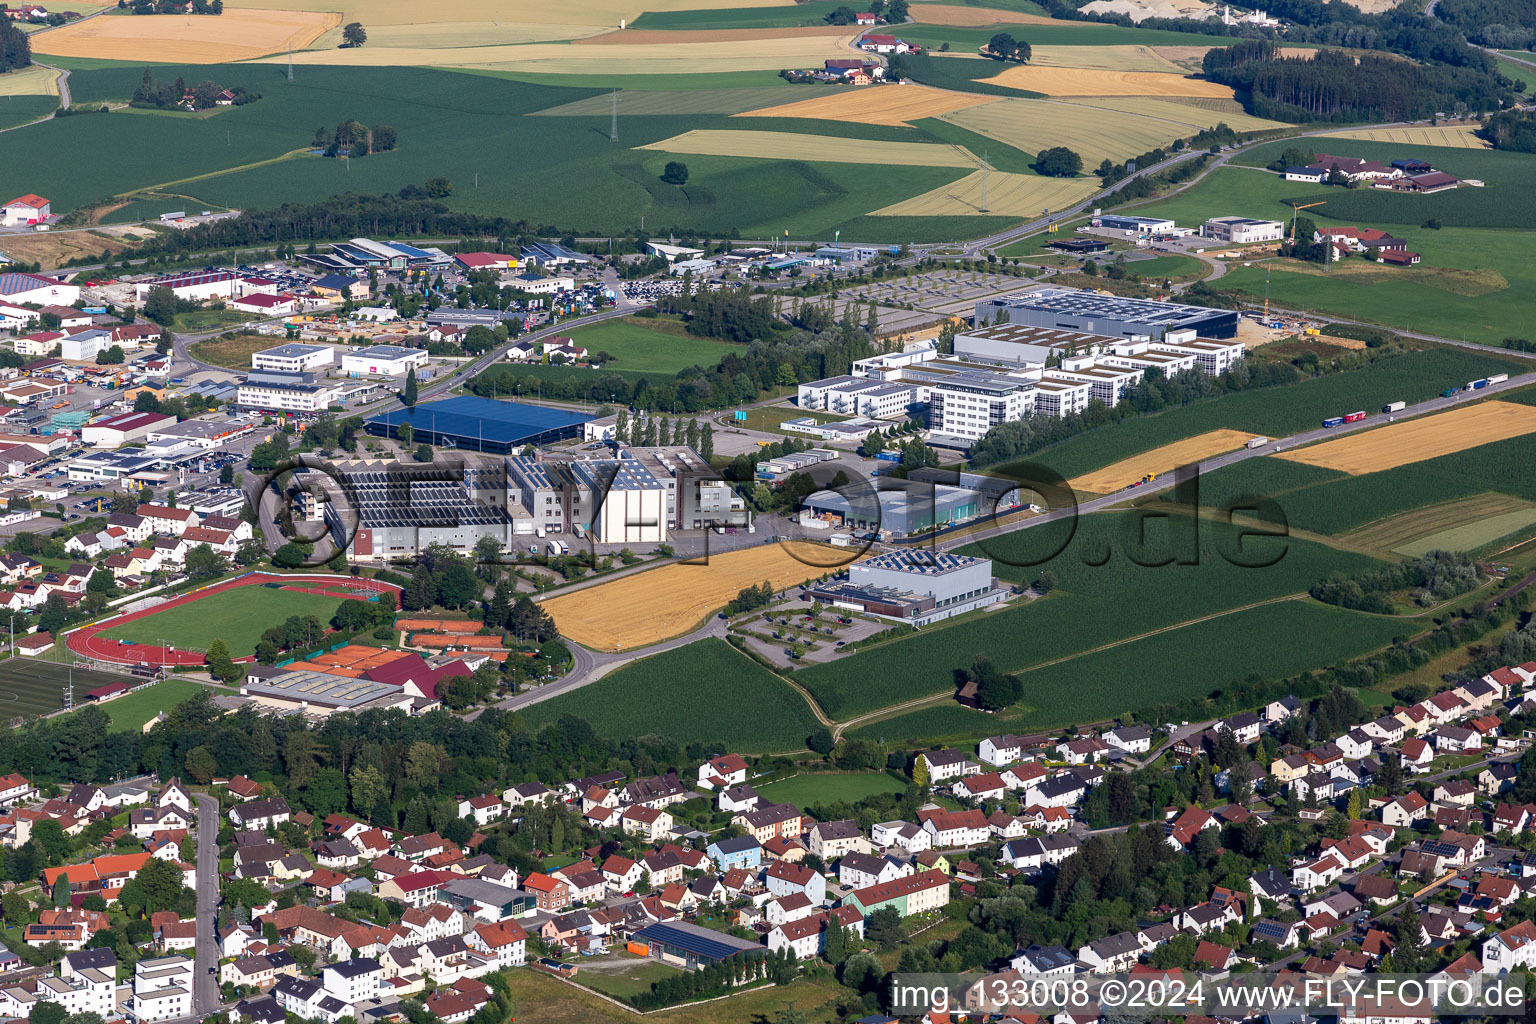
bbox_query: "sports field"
[1068,429,1260,494]
[1339,493,1536,553]
[1276,401,1536,475]
[0,659,129,721]
[98,586,345,657]
[33,8,340,62]
[1317,124,1489,149]
[870,169,1099,217]
[101,678,231,732]
[543,541,840,649]
[734,84,1000,126]
[984,62,1233,95]
[942,97,1192,165]
[639,129,977,166]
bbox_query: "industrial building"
[0,271,79,307]
[237,370,339,415]
[303,238,454,273]
[134,271,238,303]
[952,323,1120,368]
[252,343,335,373]
[975,288,1239,341]
[325,461,515,562]
[366,396,590,454]
[1046,363,1143,407]
[1030,378,1093,418]
[1092,214,1176,234]
[796,376,918,419]
[1202,217,1285,244]
[67,448,167,484]
[341,345,429,377]
[927,372,1035,443]
[808,550,1005,625]
[800,481,980,537]
[628,922,761,971]
[81,411,178,448]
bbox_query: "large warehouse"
[81,411,178,448]
[341,345,430,378]
[366,397,590,454]
[801,481,980,537]
[810,550,1005,625]
[0,271,80,307]
[976,288,1239,340]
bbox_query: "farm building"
[975,288,1239,340]
[1,194,50,227]
[341,345,429,377]
[0,272,80,307]
[252,344,334,373]
[1202,217,1284,244]
[366,396,590,454]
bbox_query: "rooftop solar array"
[335,467,509,529]
[859,550,982,575]
[988,288,1221,328]
[631,922,759,961]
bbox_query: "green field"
[0,94,56,131]
[631,2,860,29]
[755,770,907,805]
[795,512,1383,719]
[98,586,348,658]
[1394,508,1536,558]
[578,958,682,1000]
[0,659,130,721]
[992,348,1524,484]
[563,317,742,374]
[1124,253,1206,281]
[899,22,1234,49]
[173,308,255,332]
[100,678,232,732]
[520,639,822,752]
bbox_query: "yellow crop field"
[986,62,1234,96]
[1069,430,1262,494]
[1059,95,1284,132]
[226,0,792,28]
[870,169,1098,217]
[942,97,1186,165]
[33,7,338,61]
[0,65,59,96]
[1318,124,1489,149]
[907,3,1059,23]
[639,129,976,166]
[259,33,855,70]
[544,542,839,649]
[1276,401,1536,476]
[360,22,601,47]
[1030,44,1186,72]
[734,84,1000,126]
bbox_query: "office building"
[341,345,430,377]
[1203,217,1285,244]
[253,343,334,373]
[928,373,1034,442]
[238,370,339,415]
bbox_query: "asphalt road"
[193,792,220,1016]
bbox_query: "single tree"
[402,366,418,408]
[660,161,690,185]
[1034,146,1082,177]
[341,21,366,46]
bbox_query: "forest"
[1202,40,1512,123]
[1309,550,1480,614]
[1477,109,1536,152]
[0,18,29,72]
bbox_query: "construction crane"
[1289,200,1326,243]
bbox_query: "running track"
[67,572,402,668]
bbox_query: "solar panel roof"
[631,922,759,961]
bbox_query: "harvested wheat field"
[943,97,1185,165]
[907,3,1059,23]
[1055,96,1283,132]
[735,84,999,126]
[0,65,59,96]
[871,169,1098,216]
[985,62,1233,96]
[1318,124,1489,149]
[226,0,792,27]
[33,7,337,61]
[545,542,837,650]
[640,129,976,166]
[360,22,603,47]
[1030,44,1186,72]
[1069,430,1261,494]
[1277,401,1536,476]
[266,34,854,70]
[576,25,854,43]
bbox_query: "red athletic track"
[66,572,401,668]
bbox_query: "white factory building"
[0,271,80,307]
[252,343,335,373]
[237,371,340,414]
[1202,216,1285,244]
[81,411,178,448]
[134,271,239,303]
[928,373,1035,443]
[796,376,918,419]
[341,345,430,377]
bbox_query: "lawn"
[755,771,907,805]
[0,658,130,721]
[500,967,847,1024]
[990,347,1524,484]
[188,332,281,369]
[98,586,348,657]
[100,678,232,732]
[519,639,823,752]
[796,511,1384,719]
[731,405,850,432]
[563,316,740,374]
[577,957,682,1001]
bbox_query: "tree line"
[131,70,257,111]
[1309,549,1480,613]
[1477,109,1536,152]
[0,17,29,71]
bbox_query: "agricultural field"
[941,97,1207,166]
[32,8,340,62]
[638,129,977,167]
[1394,508,1536,558]
[531,87,796,117]
[906,3,1057,24]
[0,65,59,96]
[498,967,846,1024]
[1055,94,1281,132]
[518,639,822,752]
[0,94,57,131]
[869,169,1099,218]
[1001,44,1191,74]
[1067,428,1260,494]
[1334,494,1531,553]
[98,586,345,657]
[0,659,127,721]
[1317,124,1489,149]
[225,0,798,30]
[562,316,740,374]
[734,85,1000,127]
[543,541,841,650]
[795,512,1382,719]
[990,348,1524,484]
[629,0,866,30]
[755,771,907,805]
[1276,401,1536,475]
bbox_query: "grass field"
[174,308,255,333]
[756,771,907,805]
[734,85,1000,126]
[33,8,339,62]
[730,406,849,432]
[0,94,58,131]
[563,317,739,374]
[498,966,845,1024]
[519,639,821,752]
[1337,493,1534,553]
[543,541,841,649]
[1122,252,1206,280]
[795,512,1382,719]
[870,169,1099,218]
[0,659,129,721]
[188,333,280,369]
[1276,401,1536,475]
[530,87,795,117]
[1317,124,1489,149]
[100,678,230,732]
[1068,428,1260,494]
[98,586,346,658]
[1395,508,1536,558]
[579,958,682,1001]
[639,129,977,167]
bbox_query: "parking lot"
[732,601,894,668]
